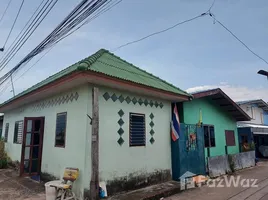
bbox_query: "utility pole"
[90,87,99,200]
[10,74,15,97]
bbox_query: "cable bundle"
[0,0,110,87]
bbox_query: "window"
[4,123,9,142]
[129,113,145,147]
[204,125,215,147]
[225,130,236,146]
[13,121,23,144]
[55,113,67,147]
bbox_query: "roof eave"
[192,88,251,121]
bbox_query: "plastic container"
[45,180,61,200]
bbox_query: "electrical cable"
[111,13,208,52]
[0,0,111,87]
[209,13,268,65]
[0,0,13,25]
[0,0,59,71]
[2,0,25,49]
[8,0,122,89]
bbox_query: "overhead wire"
[2,0,25,49]
[111,13,208,52]
[0,0,112,87]
[0,0,13,25]
[0,0,59,71]
[7,0,123,90]
[209,13,268,65]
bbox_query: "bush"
[0,138,8,168]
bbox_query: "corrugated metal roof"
[1,49,190,107]
[191,88,251,121]
[236,99,268,111]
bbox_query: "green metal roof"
[1,49,190,106]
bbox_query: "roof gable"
[0,49,189,107]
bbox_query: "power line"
[0,0,113,87]
[2,0,25,49]
[0,0,13,25]
[0,0,59,72]
[9,0,123,87]
[111,13,208,52]
[209,13,268,65]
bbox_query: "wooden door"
[20,117,44,176]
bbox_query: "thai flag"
[171,103,180,141]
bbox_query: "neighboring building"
[0,49,191,197]
[183,88,250,159]
[237,100,268,157]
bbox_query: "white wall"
[239,104,264,124]
[97,87,172,183]
[3,84,91,197]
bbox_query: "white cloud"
[186,84,268,102]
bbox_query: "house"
[236,99,268,157]
[171,88,250,180]
[184,88,250,157]
[0,49,191,197]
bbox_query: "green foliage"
[0,138,8,169]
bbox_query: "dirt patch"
[0,169,45,200]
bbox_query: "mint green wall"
[3,85,90,198]
[183,98,239,157]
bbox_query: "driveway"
[0,169,45,200]
[166,161,268,200]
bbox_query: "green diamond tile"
[155,101,159,108]
[125,96,131,104]
[118,128,124,136]
[118,109,124,117]
[119,95,124,103]
[138,98,143,105]
[132,97,137,105]
[118,137,124,146]
[150,121,154,127]
[150,129,155,135]
[103,92,110,101]
[150,137,155,144]
[118,118,124,126]
[149,113,154,119]
[111,93,117,102]
[159,102,163,108]
[150,100,154,107]
[144,99,148,106]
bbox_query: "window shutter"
[225,130,235,146]
[4,123,9,142]
[129,113,145,146]
[14,121,23,144]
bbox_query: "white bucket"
[45,180,61,200]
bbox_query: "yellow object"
[48,167,79,200]
[197,108,203,127]
[63,167,79,182]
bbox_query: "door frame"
[20,117,45,176]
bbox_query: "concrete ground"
[0,169,45,200]
[166,160,268,200]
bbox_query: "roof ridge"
[104,50,188,95]
[78,48,108,69]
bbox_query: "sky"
[0,0,267,103]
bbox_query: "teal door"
[171,123,206,181]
